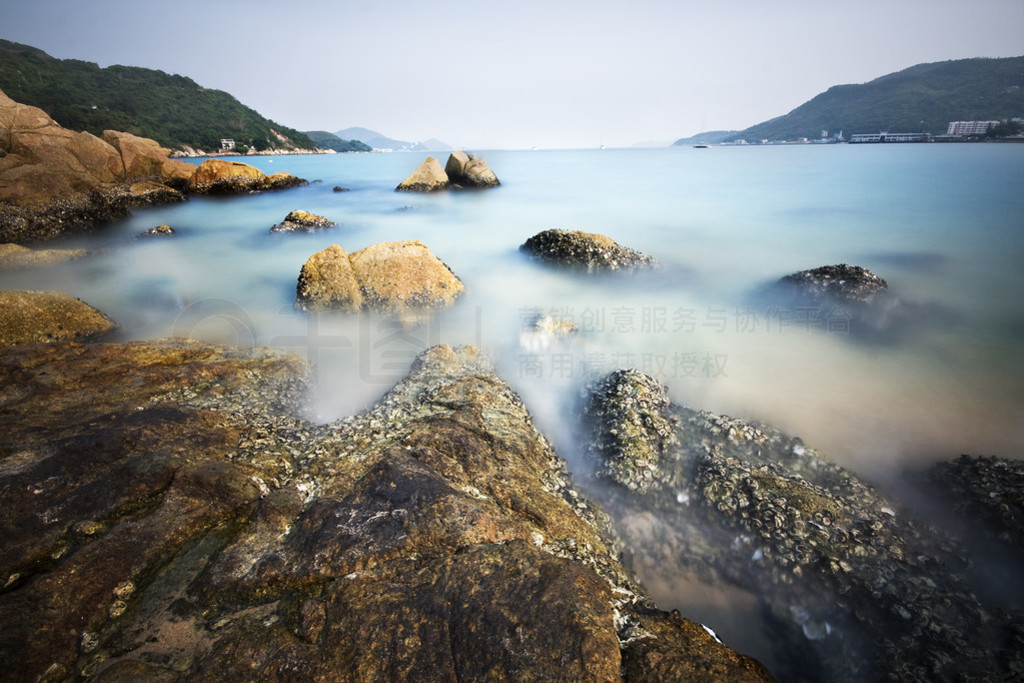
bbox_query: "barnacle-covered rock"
[520,229,659,273]
[581,368,1024,681]
[0,343,771,680]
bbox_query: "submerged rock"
[270,209,336,233]
[581,369,1024,681]
[395,156,449,192]
[139,224,175,238]
[520,229,658,273]
[445,150,501,188]
[0,243,89,268]
[0,289,117,345]
[779,264,888,305]
[295,240,465,314]
[0,342,772,680]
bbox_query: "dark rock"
[269,209,336,233]
[778,264,888,305]
[332,186,350,192]
[581,368,1024,681]
[0,342,772,680]
[520,229,658,273]
[925,454,1024,554]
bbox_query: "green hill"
[0,39,315,152]
[304,130,372,153]
[726,56,1024,143]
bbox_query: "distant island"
[0,39,316,155]
[676,56,1024,145]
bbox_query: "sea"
[4,143,1023,666]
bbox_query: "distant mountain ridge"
[0,39,314,153]
[334,127,451,151]
[304,131,372,153]
[671,130,739,146]
[714,56,1024,143]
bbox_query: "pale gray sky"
[1,0,1022,149]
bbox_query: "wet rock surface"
[925,454,1024,554]
[520,229,659,273]
[0,342,771,681]
[581,369,1024,681]
[269,209,336,233]
[0,289,118,345]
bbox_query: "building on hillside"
[946,121,1000,136]
[220,138,236,151]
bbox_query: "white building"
[220,138,236,151]
[946,121,999,136]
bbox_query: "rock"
[778,264,888,305]
[101,130,194,183]
[270,209,336,233]
[0,342,771,680]
[186,159,307,196]
[580,368,1024,681]
[139,224,175,238]
[395,156,449,192]
[295,243,363,312]
[0,243,88,268]
[0,89,194,242]
[349,240,464,312]
[332,186,349,192]
[520,228,659,272]
[0,289,117,345]
[296,240,465,314]
[925,455,1024,554]
[445,150,500,188]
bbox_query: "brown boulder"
[270,209,336,233]
[296,240,464,313]
[445,150,500,188]
[0,289,117,345]
[395,156,449,192]
[101,130,194,182]
[295,243,363,311]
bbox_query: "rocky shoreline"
[3,87,1022,679]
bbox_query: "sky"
[1,0,1022,149]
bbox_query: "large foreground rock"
[521,229,658,272]
[295,240,465,314]
[0,342,772,681]
[0,289,117,345]
[581,369,1024,681]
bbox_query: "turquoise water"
[4,145,1022,484]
